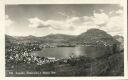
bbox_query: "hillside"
[77,29,119,45]
[113,35,123,43]
[40,34,76,43]
[113,35,124,52]
[5,35,17,43]
[5,34,76,43]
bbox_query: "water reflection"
[31,46,106,59]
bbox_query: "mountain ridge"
[5,29,121,46]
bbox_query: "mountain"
[41,34,76,43]
[113,35,124,51]
[77,28,119,45]
[14,35,38,41]
[5,34,76,44]
[5,29,119,46]
[113,35,123,43]
[5,35,17,43]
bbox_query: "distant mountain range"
[40,34,76,43]
[5,28,122,45]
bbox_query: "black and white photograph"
[5,4,125,77]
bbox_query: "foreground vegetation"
[5,48,124,76]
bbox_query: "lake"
[31,46,109,59]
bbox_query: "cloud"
[28,17,79,30]
[28,17,50,28]
[5,15,13,27]
[98,10,123,36]
[105,13,123,36]
[28,9,123,36]
[93,12,109,26]
[86,9,123,36]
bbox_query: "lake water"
[31,46,108,59]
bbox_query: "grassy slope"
[6,52,124,77]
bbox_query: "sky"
[5,4,123,37]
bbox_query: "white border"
[4,0,122,4]
[0,0,127,80]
